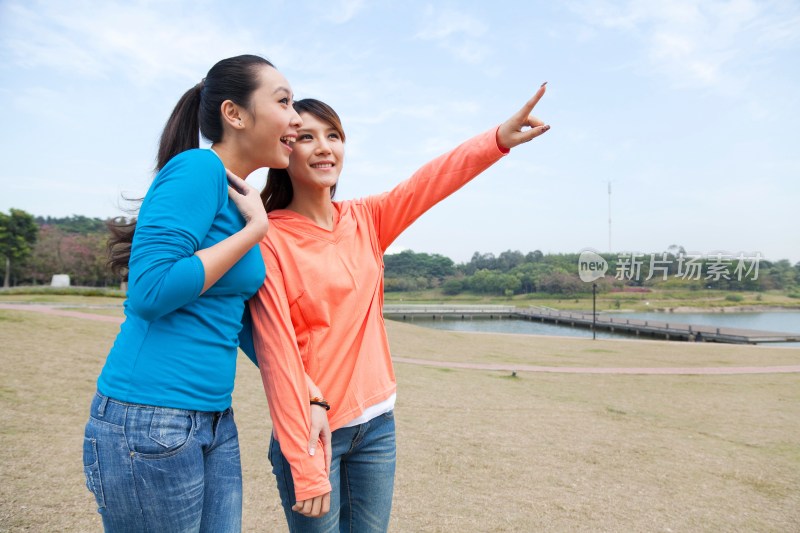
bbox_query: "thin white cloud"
[347,99,480,126]
[567,0,800,91]
[415,5,486,40]
[0,0,264,85]
[325,0,367,24]
[8,85,72,121]
[414,5,489,64]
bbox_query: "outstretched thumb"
[521,124,551,143]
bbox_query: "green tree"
[525,249,544,263]
[0,209,38,287]
[496,250,524,271]
[463,252,497,275]
[468,269,494,293]
[510,262,555,293]
[384,250,455,283]
[442,278,464,295]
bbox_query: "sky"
[1,0,798,265]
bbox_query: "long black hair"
[261,98,345,212]
[108,55,274,278]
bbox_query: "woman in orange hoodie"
[251,86,549,531]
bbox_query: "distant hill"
[34,215,110,233]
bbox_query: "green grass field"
[1,297,799,531]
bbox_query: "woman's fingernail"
[541,81,548,88]
[543,125,550,131]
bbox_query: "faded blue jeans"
[83,391,242,532]
[269,410,397,533]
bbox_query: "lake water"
[400,310,800,346]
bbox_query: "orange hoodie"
[249,127,507,500]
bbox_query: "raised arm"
[366,84,549,251]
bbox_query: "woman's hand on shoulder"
[496,82,550,151]
[225,169,269,239]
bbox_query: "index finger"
[225,167,247,187]
[225,167,243,180]
[325,440,332,475]
[514,82,547,121]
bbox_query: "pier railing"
[383,304,800,345]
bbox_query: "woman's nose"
[316,138,331,154]
[290,108,302,127]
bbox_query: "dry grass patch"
[1,305,799,532]
[390,365,800,532]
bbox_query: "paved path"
[4,303,800,376]
[392,357,800,375]
[0,303,125,323]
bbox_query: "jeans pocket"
[82,437,106,509]
[149,408,193,448]
[128,408,193,457]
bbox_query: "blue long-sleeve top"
[97,149,265,412]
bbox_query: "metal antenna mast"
[607,180,612,253]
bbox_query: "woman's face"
[243,66,302,169]
[286,112,344,194]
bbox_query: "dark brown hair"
[261,99,345,212]
[108,55,274,279]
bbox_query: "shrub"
[441,278,464,295]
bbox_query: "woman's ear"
[220,100,245,130]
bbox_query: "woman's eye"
[329,133,340,140]
[279,97,290,105]
[298,134,312,140]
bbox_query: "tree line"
[2,209,799,295]
[384,248,800,295]
[0,211,117,288]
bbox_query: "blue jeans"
[269,410,397,533]
[83,392,242,532]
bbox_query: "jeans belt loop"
[97,394,108,417]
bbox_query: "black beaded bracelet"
[310,397,331,411]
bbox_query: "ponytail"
[156,82,203,171]
[107,216,136,279]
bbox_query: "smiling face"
[286,111,345,195]
[243,66,302,169]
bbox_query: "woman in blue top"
[83,54,303,532]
